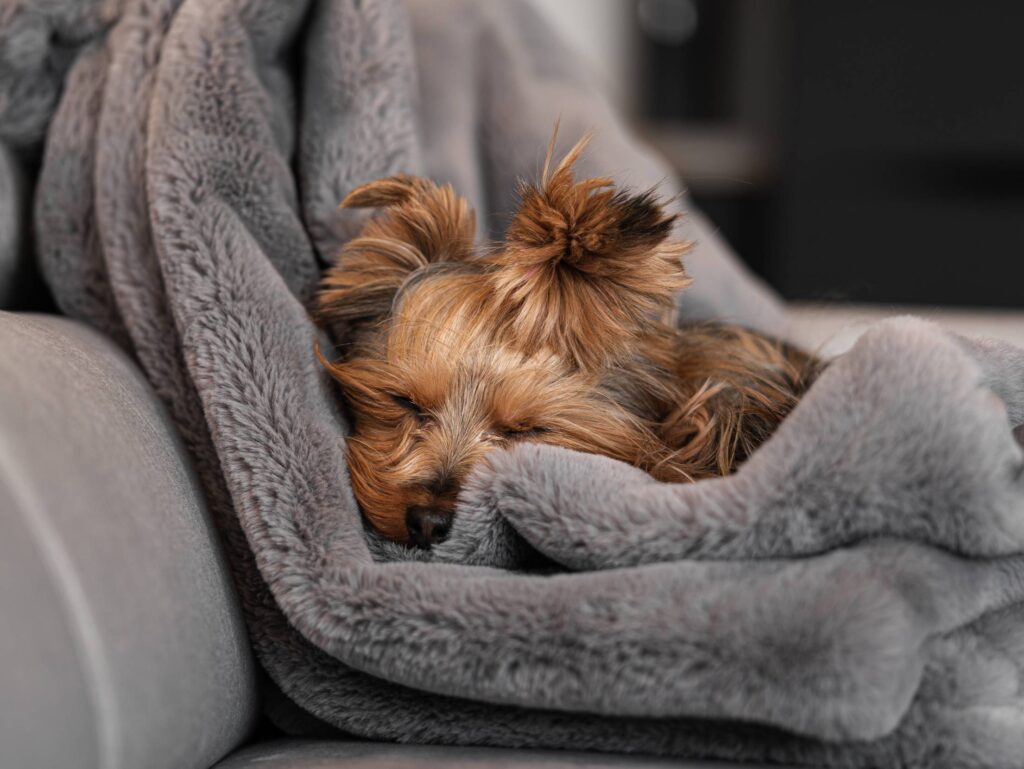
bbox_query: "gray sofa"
[0,311,764,769]
[6,306,1024,768]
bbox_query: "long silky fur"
[316,174,477,342]
[316,137,819,543]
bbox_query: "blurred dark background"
[541,0,1024,308]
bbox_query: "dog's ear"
[489,133,690,370]
[317,175,476,337]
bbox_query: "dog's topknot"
[490,131,690,370]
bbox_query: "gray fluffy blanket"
[6,0,1024,766]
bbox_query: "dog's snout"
[405,505,452,549]
[423,473,457,497]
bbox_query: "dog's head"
[317,135,688,547]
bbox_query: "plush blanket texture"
[5,0,1024,766]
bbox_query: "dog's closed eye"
[501,425,551,440]
[390,393,426,419]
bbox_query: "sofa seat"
[215,739,759,769]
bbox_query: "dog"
[316,134,818,548]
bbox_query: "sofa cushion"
[0,313,259,769]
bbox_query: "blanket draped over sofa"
[5,0,1024,766]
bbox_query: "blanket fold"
[477,319,1024,569]
[6,0,1024,766]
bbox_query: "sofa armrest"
[0,313,258,769]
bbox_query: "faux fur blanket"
[6,0,1024,766]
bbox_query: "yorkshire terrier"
[316,135,818,548]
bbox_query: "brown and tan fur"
[316,135,819,548]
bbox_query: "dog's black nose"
[405,506,452,549]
